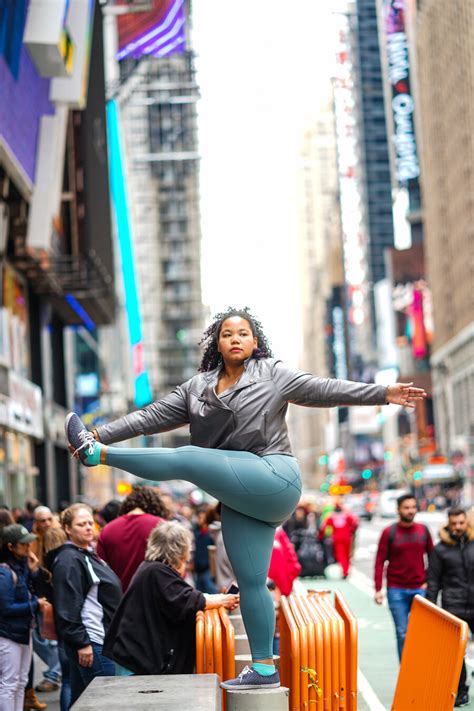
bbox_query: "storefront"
[0,369,43,507]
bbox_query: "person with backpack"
[374,493,433,659]
[0,524,48,710]
[426,507,474,708]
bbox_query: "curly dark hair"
[120,486,170,519]
[198,306,273,372]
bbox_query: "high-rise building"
[292,96,344,489]
[111,5,203,446]
[416,0,474,458]
[355,0,396,291]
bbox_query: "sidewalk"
[33,656,60,711]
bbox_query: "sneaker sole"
[64,412,75,439]
[220,682,280,690]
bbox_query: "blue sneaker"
[65,413,101,467]
[220,666,280,690]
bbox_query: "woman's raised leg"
[67,411,301,524]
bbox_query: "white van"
[378,489,409,518]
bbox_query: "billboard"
[117,0,186,61]
[383,0,420,183]
[0,1,53,186]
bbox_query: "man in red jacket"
[374,493,433,659]
[97,486,169,591]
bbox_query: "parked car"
[344,493,375,521]
[377,489,409,518]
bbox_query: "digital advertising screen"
[117,0,186,61]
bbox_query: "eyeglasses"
[37,518,53,523]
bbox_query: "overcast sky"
[191,2,336,363]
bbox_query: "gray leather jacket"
[96,358,388,457]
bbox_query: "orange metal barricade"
[334,591,357,711]
[204,609,215,673]
[280,591,356,711]
[392,595,468,711]
[280,596,302,711]
[319,595,346,711]
[308,595,334,711]
[210,609,223,680]
[289,596,310,710]
[195,610,205,674]
[295,596,322,711]
[218,606,236,681]
[195,607,237,710]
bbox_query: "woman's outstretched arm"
[272,361,426,408]
[94,385,190,445]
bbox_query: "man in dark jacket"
[427,507,474,708]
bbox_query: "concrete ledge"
[70,673,221,710]
[229,614,246,635]
[234,634,251,656]
[226,686,289,710]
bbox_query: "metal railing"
[280,591,355,711]
[196,607,236,711]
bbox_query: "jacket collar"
[439,524,474,545]
[200,359,263,408]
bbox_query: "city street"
[34,511,474,711]
[299,512,474,710]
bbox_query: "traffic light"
[413,470,422,481]
[319,454,329,466]
[361,468,372,480]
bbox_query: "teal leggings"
[104,445,302,660]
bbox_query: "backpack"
[296,530,326,577]
[387,523,430,558]
[0,562,18,585]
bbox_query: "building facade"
[355,0,396,300]
[292,97,344,490]
[110,5,204,450]
[416,0,474,459]
[0,0,117,508]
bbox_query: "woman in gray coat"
[65,307,426,690]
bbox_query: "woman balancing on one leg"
[65,307,427,691]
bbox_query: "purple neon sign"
[117,0,186,61]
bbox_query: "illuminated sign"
[329,485,353,496]
[332,306,348,380]
[117,0,186,61]
[332,11,372,364]
[106,100,152,408]
[383,0,420,182]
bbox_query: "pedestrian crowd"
[2,489,474,709]
[0,487,304,710]
[374,492,474,708]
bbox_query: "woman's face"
[8,542,30,560]
[217,317,257,366]
[174,548,190,578]
[65,509,95,548]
